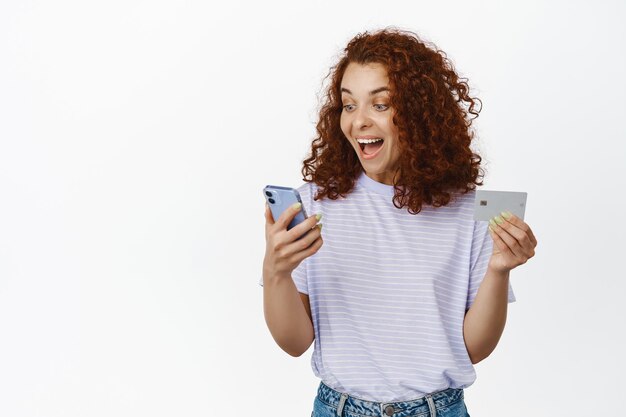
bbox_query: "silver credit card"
[474,190,527,221]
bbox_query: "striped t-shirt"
[260,171,515,402]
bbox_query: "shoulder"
[294,181,319,216]
[295,181,314,197]
[420,189,479,235]
[450,189,477,210]
[450,189,492,240]
[294,182,315,206]
[430,188,477,218]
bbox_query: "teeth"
[356,138,383,144]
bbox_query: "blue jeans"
[312,381,470,417]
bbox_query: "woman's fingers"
[489,218,526,259]
[285,213,320,242]
[489,211,537,264]
[491,215,535,257]
[275,202,305,230]
[290,225,323,256]
[265,202,313,240]
[290,234,324,265]
[489,225,515,256]
[282,223,323,259]
[501,212,537,248]
[263,200,324,278]
[264,203,274,227]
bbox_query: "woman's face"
[340,62,401,185]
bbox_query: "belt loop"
[336,392,348,417]
[426,395,436,417]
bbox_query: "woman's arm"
[263,273,314,357]
[463,211,537,364]
[262,203,321,357]
[462,267,510,364]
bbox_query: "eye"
[374,104,389,111]
[342,104,356,112]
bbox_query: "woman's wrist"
[486,262,511,279]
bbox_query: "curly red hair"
[301,28,484,214]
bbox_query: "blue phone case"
[263,185,308,231]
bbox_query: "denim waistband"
[316,381,464,417]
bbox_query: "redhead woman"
[261,28,537,417]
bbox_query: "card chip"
[480,200,487,206]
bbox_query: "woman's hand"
[263,203,323,281]
[487,211,537,274]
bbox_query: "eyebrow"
[340,87,390,95]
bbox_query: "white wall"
[1,1,624,415]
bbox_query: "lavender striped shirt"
[260,171,515,402]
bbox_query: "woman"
[261,28,537,417]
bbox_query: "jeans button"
[384,405,394,416]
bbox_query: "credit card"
[474,190,527,221]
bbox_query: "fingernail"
[501,211,512,219]
[488,224,495,232]
[494,216,504,225]
[489,218,497,228]
[316,213,322,221]
[318,223,323,230]
[292,202,302,211]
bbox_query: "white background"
[1,1,625,416]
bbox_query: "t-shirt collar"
[356,171,397,198]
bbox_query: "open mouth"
[358,138,385,156]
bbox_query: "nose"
[352,106,372,131]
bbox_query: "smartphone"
[263,185,308,231]
[474,190,527,221]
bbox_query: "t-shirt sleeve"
[466,220,516,310]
